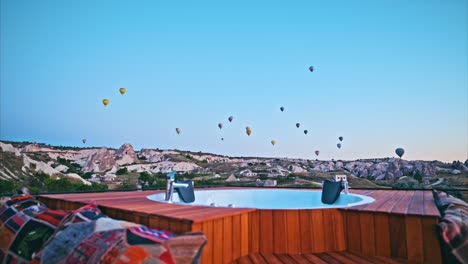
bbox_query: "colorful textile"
[0,194,68,263]
[1,194,207,264]
[433,190,468,264]
[33,219,175,264]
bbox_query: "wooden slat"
[377,191,408,213]
[201,220,214,264]
[315,253,342,264]
[343,251,381,264]
[260,253,284,264]
[321,209,337,252]
[299,210,312,253]
[223,216,234,263]
[407,191,424,215]
[345,211,361,253]
[248,253,269,264]
[273,210,287,253]
[354,190,399,212]
[392,191,415,215]
[288,253,316,264]
[233,214,242,260]
[405,216,423,263]
[326,251,360,264]
[332,210,346,251]
[389,215,407,259]
[422,217,442,264]
[249,211,259,254]
[360,212,376,256]
[212,217,224,264]
[285,210,300,254]
[374,213,391,257]
[259,210,273,253]
[423,191,440,217]
[310,209,325,253]
[241,213,250,257]
[274,253,297,263]
[302,253,329,264]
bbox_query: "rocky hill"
[1,141,467,195]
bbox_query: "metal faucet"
[342,180,349,194]
[165,171,190,202]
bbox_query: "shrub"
[116,168,128,175]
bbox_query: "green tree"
[116,168,128,175]
[0,180,16,195]
[413,171,423,183]
[44,178,74,192]
[139,171,151,186]
[118,179,136,189]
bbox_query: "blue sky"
[1,0,467,162]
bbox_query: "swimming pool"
[146,189,375,209]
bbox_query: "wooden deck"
[231,251,414,264]
[37,189,442,264]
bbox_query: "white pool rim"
[146,189,375,209]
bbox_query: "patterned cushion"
[433,191,468,264]
[1,195,207,264]
[0,195,68,263]
[32,217,176,264]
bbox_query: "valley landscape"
[1,140,466,201]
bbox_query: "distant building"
[226,174,239,182]
[334,174,347,182]
[240,170,257,177]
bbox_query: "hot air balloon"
[221,138,224,141]
[218,123,223,129]
[175,128,181,134]
[296,123,300,128]
[102,99,109,106]
[82,139,87,144]
[271,140,276,146]
[337,143,342,149]
[315,150,320,156]
[309,66,314,72]
[228,116,234,122]
[339,136,343,142]
[280,106,285,112]
[395,148,405,158]
[304,130,308,135]
[119,88,126,95]
[246,127,252,136]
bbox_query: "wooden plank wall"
[255,209,346,255]
[191,211,252,264]
[344,211,442,264]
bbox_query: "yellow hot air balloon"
[102,99,109,106]
[176,128,181,134]
[246,128,252,136]
[271,140,276,146]
[119,88,126,95]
